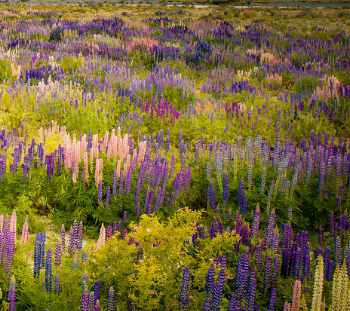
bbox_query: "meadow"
[0,3,349,311]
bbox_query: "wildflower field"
[0,4,350,311]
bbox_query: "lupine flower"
[55,271,61,296]
[246,269,257,311]
[82,271,88,294]
[107,287,115,311]
[93,280,100,307]
[268,288,277,311]
[291,280,301,311]
[9,276,15,311]
[205,264,215,298]
[55,240,62,266]
[45,248,52,293]
[310,256,324,311]
[235,253,249,299]
[203,298,211,311]
[211,269,226,311]
[81,288,90,311]
[179,266,190,310]
[60,225,65,253]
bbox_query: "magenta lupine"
[107,287,115,311]
[179,266,190,310]
[210,269,226,311]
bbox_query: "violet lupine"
[318,227,324,246]
[94,300,101,311]
[235,253,249,300]
[335,236,341,267]
[264,209,276,250]
[9,276,15,311]
[107,287,115,311]
[94,280,100,307]
[98,179,103,203]
[205,264,215,298]
[210,269,226,311]
[246,269,257,311]
[123,211,127,223]
[136,202,141,217]
[268,288,277,311]
[227,294,237,311]
[45,248,52,293]
[179,266,190,310]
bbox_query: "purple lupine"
[303,243,311,280]
[237,178,244,209]
[55,271,61,296]
[227,294,237,311]
[93,280,100,307]
[263,255,273,292]
[9,276,15,311]
[106,186,111,210]
[314,247,323,260]
[45,248,53,293]
[107,287,115,311]
[268,288,277,311]
[328,260,335,281]
[251,204,260,237]
[264,209,275,249]
[210,269,226,311]
[226,208,231,220]
[81,288,90,311]
[89,292,94,310]
[255,243,263,272]
[179,266,190,310]
[205,264,215,298]
[203,298,211,311]
[246,269,257,311]
[271,257,280,287]
[123,211,127,223]
[235,253,249,300]
[34,234,41,279]
[106,226,113,239]
[208,181,216,209]
[293,248,302,280]
[55,240,62,266]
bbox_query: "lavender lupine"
[55,240,62,266]
[251,204,260,237]
[210,269,226,311]
[179,266,190,310]
[203,298,211,311]
[81,288,90,311]
[55,271,61,296]
[82,271,89,294]
[60,225,65,253]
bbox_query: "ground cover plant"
[0,3,349,311]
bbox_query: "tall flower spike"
[291,280,301,311]
[107,287,115,311]
[268,288,277,311]
[179,266,190,310]
[9,276,15,311]
[310,256,324,311]
[210,269,226,311]
[45,248,53,293]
